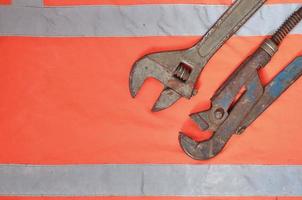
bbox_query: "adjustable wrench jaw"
[129,49,202,111]
[129,0,266,111]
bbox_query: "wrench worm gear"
[129,0,266,111]
[272,8,302,45]
[179,7,302,160]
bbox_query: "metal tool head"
[179,64,267,160]
[129,49,200,111]
[179,133,220,160]
[180,56,302,160]
[179,102,238,160]
[129,0,266,111]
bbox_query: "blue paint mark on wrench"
[269,57,302,98]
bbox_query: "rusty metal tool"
[129,0,266,111]
[179,7,302,160]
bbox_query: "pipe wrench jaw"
[180,76,264,160]
[179,133,217,160]
[180,106,231,160]
[190,105,229,131]
[129,50,200,112]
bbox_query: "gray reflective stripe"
[0,4,302,37]
[0,164,301,196]
[12,0,44,7]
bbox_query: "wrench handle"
[236,56,302,133]
[196,0,265,58]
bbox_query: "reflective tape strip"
[0,164,302,196]
[0,4,302,36]
[12,0,43,7]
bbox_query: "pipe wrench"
[179,7,302,160]
[129,0,266,111]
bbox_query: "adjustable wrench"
[179,7,302,160]
[129,0,266,111]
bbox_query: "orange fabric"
[0,35,302,165]
[44,0,302,6]
[0,0,10,5]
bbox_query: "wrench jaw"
[129,56,164,98]
[151,88,181,112]
[180,75,264,160]
[190,112,210,131]
[129,50,198,111]
[179,133,223,160]
[179,108,229,160]
[190,105,229,132]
